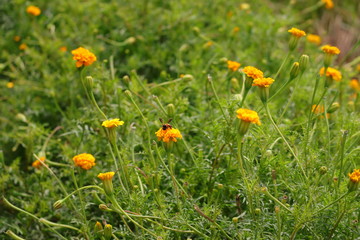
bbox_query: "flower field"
[1,0,360,239]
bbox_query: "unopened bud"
[94,221,103,236]
[124,90,132,97]
[99,204,112,212]
[104,224,112,240]
[328,102,340,113]
[5,230,25,240]
[84,76,94,90]
[299,55,309,73]
[319,166,328,175]
[232,217,239,223]
[217,183,224,189]
[125,37,136,44]
[182,74,194,82]
[123,75,130,83]
[53,200,63,210]
[255,208,261,214]
[275,206,280,213]
[192,27,200,34]
[167,104,175,118]
[219,57,228,63]
[289,62,300,80]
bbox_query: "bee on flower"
[26,5,41,16]
[73,153,96,170]
[71,47,97,68]
[155,118,182,143]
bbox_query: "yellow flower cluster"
[236,108,261,125]
[73,153,96,170]
[349,169,360,183]
[319,67,342,81]
[227,60,241,72]
[349,79,360,91]
[288,28,306,38]
[242,66,264,79]
[321,45,340,55]
[102,119,124,128]
[252,77,275,88]
[321,0,334,9]
[71,47,97,68]
[307,34,321,45]
[155,128,183,143]
[32,157,46,169]
[98,172,115,180]
[26,6,41,16]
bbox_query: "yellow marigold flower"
[319,67,342,81]
[232,27,240,34]
[348,169,360,191]
[13,36,21,42]
[242,66,264,79]
[307,34,321,45]
[26,6,41,16]
[32,157,46,169]
[155,128,182,143]
[19,43,27,50]
[288,28,306,38]
[349,79,360,91]
[97,172,115,180]
[71,47,97,68]
[236,108,261,125]
[59,46,67,52]
[321,45,340,55]
[227,60,241,72]
[312,105,330,118]
[349,169,360,183]
[321,0,334,9]
[6,82,14,88]
[102,119,124,128]
[357,64,360,72]
[239,3,250,10]
[204,41,214,48]
[73,153,96,170]
[252,77,275,88]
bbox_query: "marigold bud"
[255,208,261,214]
[299,55,309,73]
[99,204,112,212]
[182,74,194,82]
[167,104,175,119]
[124,90,132,97]
[53,200,63,210]
[5,230,25,240]
[327,102,340,113]
[104,224,113,240]
[232,217,239,223]
[289,62,300,80]
[84,76,94,90]
[217,183,224,189]
[94,221,103,237]
[319,166,328,175]
[275,206,280,214]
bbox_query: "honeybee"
[159,118,173,130]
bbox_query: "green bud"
[288,35,299,51]
[123,75,130,83]
[299,55,309,73]
[255,208,261,215]
[167,104,175,119]
[104,224,113,240]
[124,90,132,97]
[5,230,25,240]
[217,183,224,189]
[289,62,300,80]
[232,217,239,223]
[327,102,340,113]
[99,204,112,212]
[53,200,64,210]
[319,166,328,175]
[182,74,194,82]
[84,76,94,90]
[94,221,103,237]
[125,37,136,44]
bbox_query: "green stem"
[263,190,292,213]
[264,105,308,179]
[273,51,291,80]
[113,143,130,192]
[108,144,127,192]
[208,75,230,125]
[313,192,349,215]
[337,131,348,190]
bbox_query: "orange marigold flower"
[13,36,21,42]
[102,119,124,128]
[32,157,46,169]
[26,6,41,16]
[236,108,261,125]
[321,45,340,55]
[59,46,67,52]
[349,79,360,91]
[232,27,240,34]
[312,104,330,118]
[252,77,275,88]
[155,128,182,143]
[19,43,27,50]
[307,34,321,45]
[71,47,97,68]
[73,153,96,170]
[321,0,334,9]
[288,28,306,38]
[6,82,14,88]
[242,66,264,79]
[227,60,241,72]
[349,169,360,183]
[204,41,214,48]
[98,172,115,181]
[319,67,342,81]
